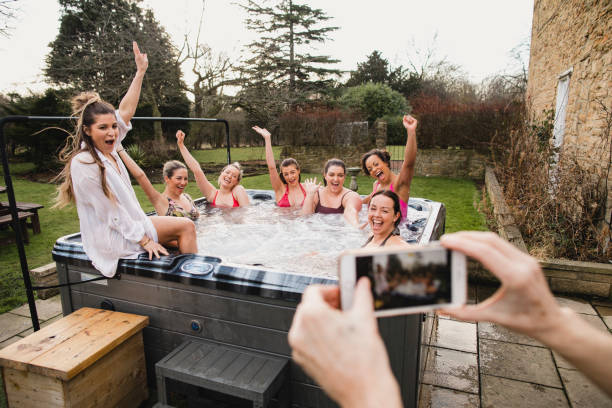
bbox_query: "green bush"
[125,144,147,168]
[339,82,410,123]
[381,114,405,145]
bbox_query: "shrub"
[278,107,364,146]
[339,83,409,124]
[492,105,611,261]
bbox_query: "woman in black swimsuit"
[301,158,362,226]
[362,190,409,248]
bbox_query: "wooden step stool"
[155,340,290,408]
[0,307,149,408]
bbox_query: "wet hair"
[361,149,391,176]
[322,158,346,186]
[370,190,402,228]
[222,162,243,182]
[54,91,116,208]
[163,160,187,179]
[279,158,301,184]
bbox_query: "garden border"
[480,165,612,299]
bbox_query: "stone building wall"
[526,0,612,237]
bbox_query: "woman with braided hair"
[54,42,197,277]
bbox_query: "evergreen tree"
[45,0,187,142]
[237,0,341,119]
[346,50,421,99]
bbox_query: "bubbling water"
[195,198,430,278]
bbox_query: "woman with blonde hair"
[54,42,197,277]
[176,130,250,207]
[116,149,199,221]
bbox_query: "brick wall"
[527,0,612,239]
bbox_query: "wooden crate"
[0,307,149,407]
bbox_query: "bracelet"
[139,237,151,247]
[116,148,125,153]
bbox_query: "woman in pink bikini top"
[176,130,250,208]
[252,125,307,207]
[360,115,419,219]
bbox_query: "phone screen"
[355,247,452,311]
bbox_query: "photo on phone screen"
[356,248,451,311]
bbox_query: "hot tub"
[52,189,445,407]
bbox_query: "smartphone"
[339,243,467,317]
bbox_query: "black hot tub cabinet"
[52,190,445,408]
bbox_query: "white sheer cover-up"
[71,111,157,277]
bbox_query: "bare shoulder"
[389,236,410,247]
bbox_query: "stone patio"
[419,285,612,408]
[0,287,611,407]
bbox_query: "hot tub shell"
[52,191,445,407]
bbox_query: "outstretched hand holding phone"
[288,232,612,408]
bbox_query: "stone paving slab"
[479,338,562,388]
[0,313,32,343]
[0,335,20,350]
[478,322,543,347]
[558,368,611,408]
[555,296,597,315]
[422,346,479,394]
[594,305,612,330]
[10,295,62,321]
[428,318,477,353]
[480,375,569,408]
[418,384,479,408]
[16,313,64,338]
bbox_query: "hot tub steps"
[155,339,290,408]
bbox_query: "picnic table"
[0,200,43,244]
[0,201,43,233]
[0,186,5,193]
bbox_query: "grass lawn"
[191,146,282,163]
[0,161,485,313]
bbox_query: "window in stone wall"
[549,68,572,187]
[553,68,572,154]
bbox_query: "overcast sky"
[0,0,534,95]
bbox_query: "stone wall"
[413,149,485,179]
[527,0,612,240]
[281,146,486,178]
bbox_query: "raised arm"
[118,41,148,125]
[252,126,284,196]
[395,115,417,203]
[116,143,166,214]
[176,130,216,201]
[300,178,320,216]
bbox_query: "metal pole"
[0,116,40,331]
[0,115,230,331]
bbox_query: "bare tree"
[175,0,238,119]
[0,0,18,38]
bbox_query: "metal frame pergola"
[0,115,230,330]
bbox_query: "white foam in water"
[195,199,429,278]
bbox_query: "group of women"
[55,42,418,277]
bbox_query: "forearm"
[337,373,402,408]
[301,194,316,215]
[403,128,417,168]
[264,137,277,170]
[118,70,145,123]
[538,308,612,397]
[178,143,201,173]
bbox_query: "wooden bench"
[1,201,43,233]
[0,211,34,243]
[0,307,149,408]
[155,340,290,408]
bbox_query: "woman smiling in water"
[252,125,306,207]
[301,158,362,226]
[361,114,418,219]
[362,190,408,248]
[176,130,250,207]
